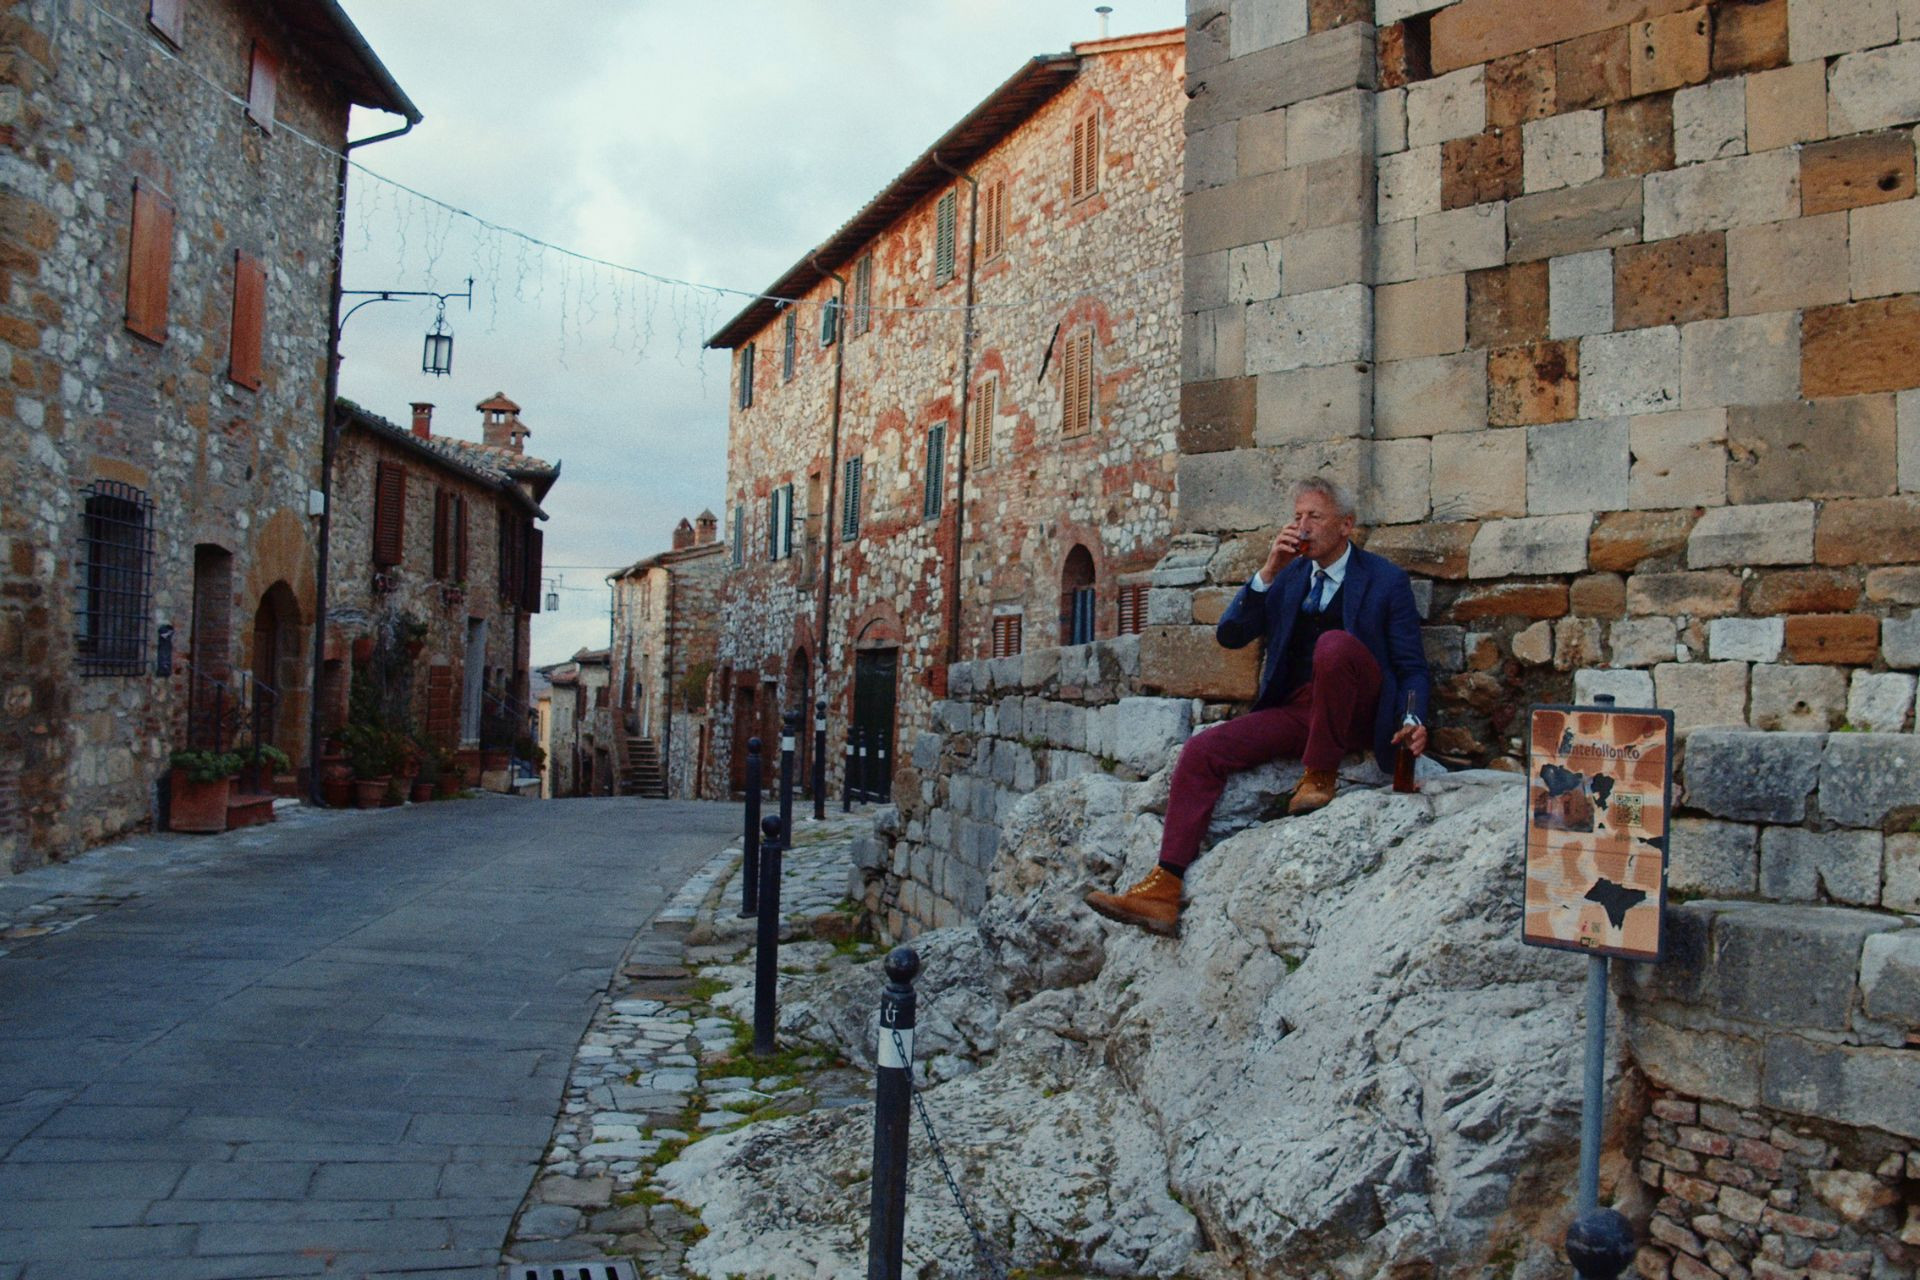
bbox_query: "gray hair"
[1291,476,1356,519]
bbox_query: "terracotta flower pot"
[352,777,389,809]
[169,772,232,833]
[321,775,355,808]
[437,774,461,798]
[410,780,434,803]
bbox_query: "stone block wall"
[850,634,1197,937]
[1616,726,1920,1277]
[1166,0,1920,766]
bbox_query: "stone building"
[704,28,1185,803]
[323,397,556,786]
[0,0,417,870]
[543,647,611,798]
[607,512,727,799]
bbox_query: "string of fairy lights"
[77,0,1181,366]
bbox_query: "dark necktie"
[1306,569,1329,614]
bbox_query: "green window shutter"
[852,255,872,336]
[821,298,838,346]
[842,457,863,541]
[923,424,945,519]
[732,505,744,565]
[782,311,796,380]
[935,192,956,284]
[738,343,754,409]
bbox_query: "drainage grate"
[503,1264,638,1280]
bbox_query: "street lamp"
[422,299,456,376]
[544,575,561,613]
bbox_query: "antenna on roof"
[1095,5,1112,37]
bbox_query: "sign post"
[1523,694,1672,1233]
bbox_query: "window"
[76,481,153,675]
[821,297,839,346]
[373,462,406,567]
[433,488,451,579]
[934,191,957,284]
[768,484,793,560]
[454,495,469,581]
[1062,545,1096,646]
[497,508,522,601]
[782,310,796,381]
[148,0,184,46]
[991,612,1023,659]
[969,377,997,469]
[228,250,265,390]
[923,424,945,520]
[126,179,174,343]
[247,41,279,133]
[738,343,754,409]
[732,504,744,566]
[1071,109,1100,202]
[851,253,873,337]
[1117,582,1148,636]
[981,177,1008,260]
[1062,329,1094,436]
[842,456,863,541]
[523,525,544,613]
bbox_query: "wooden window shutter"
[1118,583,1147,636]
[1063,331,1093,435]
[523,525,543,613]
[228,250,266,390]
[782,311,796,380]
[247,41,279,132]
[1071,110,1099,201]
[842,456,862,540]
[738,343,754,408]
[126,180,174,343]
[732,504,745,565]
[982,179,1006,259]
[820,297,838,346]
[779,484,793,558]
[454,495,469,581]
[935,191,956,284]
[767,489,781,560]
[373,462,406,567]
[923,424,945,520]
[497,507,516,598]
[432,488,449,579]
[852,255,872,336]
[148,0,185,46]
[992,614,1023,659]
[970,378,996,469]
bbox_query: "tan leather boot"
[1288,768,1339,815]
[1084,866,1182,937]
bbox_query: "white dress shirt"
[1251,541,1352,601]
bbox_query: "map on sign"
[1522,703,1674,963]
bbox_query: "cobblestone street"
[0,796,738,1280]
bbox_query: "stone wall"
[851,633,1199,936]
[0,0,376,868]
[608,534,726,799]
[1615,726,1920,1277]
[708,31,1185,803]
[1164,0,1920,765]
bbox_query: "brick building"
[323,396,555,786]
[0,0,416,869]
[705,28,1185,802]
[607,513,726,799]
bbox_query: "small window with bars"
[922,424,945,520]
[934,191,957,285]
[981,177,1008,260]
[76,481,154,675]
[851,254,873,337]
[1061,329,1094,436]
[1070,109,1100,202]
[768,484,793,560]
[968,377,997,470]
[1117,582,1148,636]
[991,612,1023,660]
[782,310,796,381]
[842,456,863,541]
[738,343,755,409]
[732,504,745,566]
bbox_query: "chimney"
[476,392,525,454]
[695,509,718,545]
[1096,5,1112,37]
[671,518,696,551]
[410,402,434,439]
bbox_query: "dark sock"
[1157,860,1187,880]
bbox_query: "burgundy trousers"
[1158,630,1383,870]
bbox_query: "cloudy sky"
[332,0,1186,666]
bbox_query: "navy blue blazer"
[1214,543,1433,772]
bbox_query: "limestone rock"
[657,770,1586,1279]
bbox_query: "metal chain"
[890,1029,1012,1280]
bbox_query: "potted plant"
[435,743,463,797]
[341,723,397,809]
[412,735,440,802]
[169,749,241,833]
[395,736,421,796]
[319,735,354,807]
[235,742,291,794]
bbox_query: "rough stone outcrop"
[660,767,1591,1278]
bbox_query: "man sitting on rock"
[1085,476,1432,936]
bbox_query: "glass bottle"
[1393,690,1421,794]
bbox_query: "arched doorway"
[1061,544,1096,646]
[189,544,234,748]
[250,581,302,761]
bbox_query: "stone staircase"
[622,736,667,798]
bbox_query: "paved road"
[0,796,736,1280]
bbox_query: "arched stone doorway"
[1061,544,1097,646]
[250,581,304,762]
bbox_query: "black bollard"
[741,736,762,917]
[813,697,827,822]
[867,946,920,1280]
[752,813,785,1057]
[780,709,798,844]
[854,725,869,805]
[1566,1208,1636,1279]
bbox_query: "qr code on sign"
[1610,792,1644,830]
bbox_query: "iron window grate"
[75,480,154,676]
[503,1263,638,1280]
